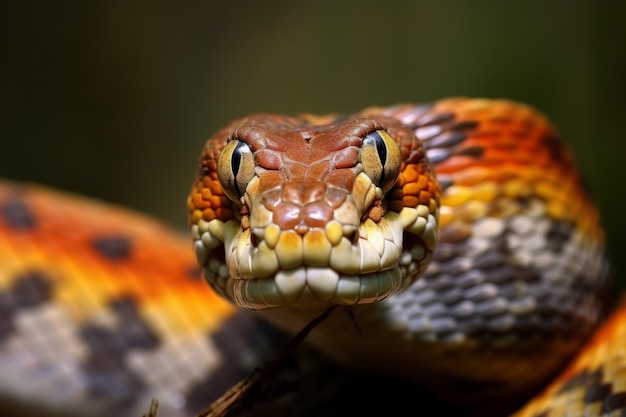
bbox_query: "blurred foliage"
[1,0,624,289]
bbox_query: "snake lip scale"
[0,97,617,417]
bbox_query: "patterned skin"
[0,183,259,416]
[512,298,626,417]
[189,98,611,404]
[0,98,618,417]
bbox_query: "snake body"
[0,98,619,416]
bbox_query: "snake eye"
[360,129,402,193]
[217,140,256,202]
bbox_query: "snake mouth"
[218,210,413,310]
[230,267,404,310]
[193,206,438,310]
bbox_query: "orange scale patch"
[190,192,208,210]
[418,191,432,204]
[512,301,626,417]
[208,179,225,196]
[403,182,423,196]
[0,180,236,337]
[202,208,216,221]
[402,165,420,183]
[201,189,213,200]
[402,196,420,208]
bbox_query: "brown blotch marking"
[585,383,612,403]
[187,266,203,280]
[0,271,53,342]
[545,221,572,253]
[12,271,53,306]
[92,235,133,261]
[79,296,160,403]
[0,196,36,230]
[604,392,626,412]
[549,367,626,413]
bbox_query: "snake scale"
[0,98,621,417]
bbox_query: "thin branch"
[197,306,338,417]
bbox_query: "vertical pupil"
[373,131,387,166]
[231,141,245,195]
[365,130,387,184]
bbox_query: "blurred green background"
[1,1,624,289]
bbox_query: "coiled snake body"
[0,98,619,416]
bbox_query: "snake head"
[188,113,440,310]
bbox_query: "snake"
[0,97,620,417]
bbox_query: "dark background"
[1,1,625,290]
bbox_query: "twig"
[198,306,338,417]
[141,398,158,417]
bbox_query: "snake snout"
[244,180,369,274]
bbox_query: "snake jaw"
[203,203,430,310]
[192,185,419,310]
